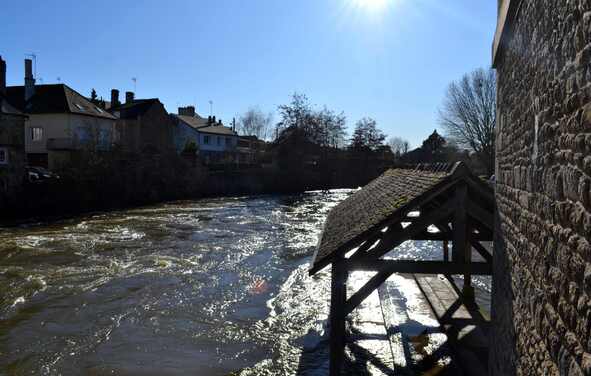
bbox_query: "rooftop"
[5,84,116,120]
[310,162,492,274]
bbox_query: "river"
[0,190,491,375]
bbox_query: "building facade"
[110,92,174,154]
[5,60,116,168]
[172,106,238,163]
[491,1,591,374]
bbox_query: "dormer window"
[75,103,85,111]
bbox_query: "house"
[0,56,27,206]
[236,135,266,165]
[5,59,117,169]
[171,106,238,163]
[109,90,174,154]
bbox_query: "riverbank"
[1,157,390,226]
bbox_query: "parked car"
[26,166,60,184]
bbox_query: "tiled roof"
[110,99,160,119]
[197,125,237,136]
[0,94,26,116]
[175,114,209,129]
[311,163,461,273]
[5,84,116,120]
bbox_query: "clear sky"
[1,0,496,147]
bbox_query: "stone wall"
[491,0,591,375]
[0,113,25,208]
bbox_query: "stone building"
[0,56,27,208]
[109,91,174,154]
[491,0,591,374]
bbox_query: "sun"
[352,0,390,11]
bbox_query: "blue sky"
[1,0,496,147]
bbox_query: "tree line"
[235,67,496,176]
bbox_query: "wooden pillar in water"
[329,256,347,376]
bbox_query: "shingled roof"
[310,162,488,274]
[5,84,116,120]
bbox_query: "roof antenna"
[132,77,137,93]
[209,100,213,116]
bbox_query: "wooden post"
[452,183,474,302]
[329,256,347,376]
[452,183,467,263]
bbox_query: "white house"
[172,106,238,163]
[5,59,116,168]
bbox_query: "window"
[75,103,85,111]
[203,135,210,145]
[95,106,104,114]
[31,127,43,141]
[225,137,231,146]
[217,136,221,146]
[0,147,8,164]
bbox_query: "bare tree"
[238,107,273,140]
[387,136,410,157]
[439,68,496,175]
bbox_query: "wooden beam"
[471,239,493,264]
[347,259,492,275]
[355,200,456,262]
[344,269,393,316]
[467,199,494,231]
[310,179,459,275]
[329,257,347,376]
[452,184,468,263]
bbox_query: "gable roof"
[197,125,238,136]
[174,114,209,129]
[109,99,160,119]
[310,162,493,274]
[0,94,26,117]
[5,84,116,120]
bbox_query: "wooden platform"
[344,273,489,375]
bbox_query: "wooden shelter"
[309,162,494,375]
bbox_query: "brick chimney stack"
[111,89,120,108]
[0,56,6,96]
[24,58,35,101]
[125,91,134,104]
[178,106,195,117]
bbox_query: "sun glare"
[353,0,390,12]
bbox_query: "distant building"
[109,90,174,154]
[0,56,27,206]
[236,135,266,165]
[172,106,238,163]
[5,59,117,168]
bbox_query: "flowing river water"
[0,190,491,375]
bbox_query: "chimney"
[208,116,212,125]
[125,91,134,104]
[24,58,35,101]
[178,106,195,117]
[0,56,6,96]
[111,89,120,108]
[212,116,216,124]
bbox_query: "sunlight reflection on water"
[0,190,490,375]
